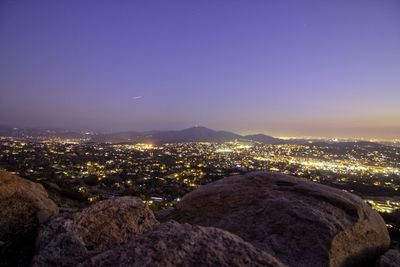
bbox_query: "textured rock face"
[170,172,390,267]
[155,206,174,222]
[81,221,285,267]
[0,170,59,266]
[377,249,400,267]
[33,197,157,266]
[0,170,59,234]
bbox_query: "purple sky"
[0,0,399,138]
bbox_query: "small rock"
[155,207,174,222]
[377,249,400,267]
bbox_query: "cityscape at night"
[1,128,399,217]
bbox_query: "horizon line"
[1,124,399,142]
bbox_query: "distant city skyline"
[1,1,399,139]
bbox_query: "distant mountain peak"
[181,126,215,132]
[185,126,212,130]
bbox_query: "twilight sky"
[0,0,399,138]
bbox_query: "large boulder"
[169,172,390,267]
[0,170,58,266]
[377,249,400,267]
[0,170,59,233]
[33,196,157,266]
[81,221,285,267]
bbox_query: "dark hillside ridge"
[91,126,283,144]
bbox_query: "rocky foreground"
[0,170,399,266]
